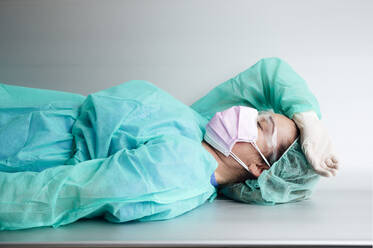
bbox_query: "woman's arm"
[190,57,321,120]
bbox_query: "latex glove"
[292,111,339,177]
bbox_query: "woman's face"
[258,112,299,163]
[231,113,299,178]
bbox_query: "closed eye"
[257,121,262,129]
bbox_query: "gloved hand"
[292,111,339,177]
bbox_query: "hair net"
[219,137,320,205]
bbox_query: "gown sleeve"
[190,57,322,120]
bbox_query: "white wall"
[0,0,372,190]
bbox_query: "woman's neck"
[201,140,236,185]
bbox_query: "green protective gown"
[191,57,321,205]
[191,57,321,120]
[0,81,217,230]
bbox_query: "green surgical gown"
[0,81,217,230]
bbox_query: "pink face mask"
[204,106,276,174]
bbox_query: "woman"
[0,57,338,230]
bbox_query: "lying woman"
[0,57,338,230]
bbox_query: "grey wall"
[0,0,372,190]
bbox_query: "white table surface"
[0,190,372,247]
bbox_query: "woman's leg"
[0,83,85,172]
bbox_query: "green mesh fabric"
[220,138,320,205]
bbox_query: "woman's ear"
[248,163,269,178]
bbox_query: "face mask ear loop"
[251,142,272,168]
[269,124,278,163]
[230,151,252,174]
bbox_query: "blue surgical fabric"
[210,173,219,187]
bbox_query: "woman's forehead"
[272,113,299,158]
[273,113,296,134]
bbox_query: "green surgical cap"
[219,138,320,205]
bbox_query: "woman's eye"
[257,121,262,129]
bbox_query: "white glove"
[292,111,339,177]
